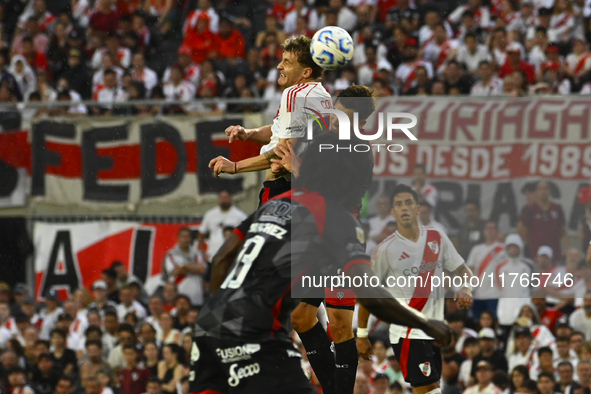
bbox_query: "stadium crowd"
[3,0,591,116]
[2,0,591,393]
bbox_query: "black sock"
[334,338,358,394]
[298,322,336,394]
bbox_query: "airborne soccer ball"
[310,26,354,70]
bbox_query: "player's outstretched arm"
[345,264,452,347]
[226,124,273,144]
[210,233,244,294]
[209,150,277,177]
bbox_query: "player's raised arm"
[225,124,273,144]
[345,263,453,347]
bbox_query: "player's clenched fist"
[209,156,236,177]
[225,125,248,143]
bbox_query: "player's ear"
[303,67,312,79]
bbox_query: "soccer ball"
[310,26,354,70]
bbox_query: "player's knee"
[291,306,318,333]
[326,314,354,342]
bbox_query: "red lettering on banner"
[528,99,562,139]
[560,101,590,140]
[450,102,484,141]
[495,102,527,140]
[0,131,30,170]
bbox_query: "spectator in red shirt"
[532,290,563,333]
[260,31,283,69]
[90,0,120,34]
[21,36,48,73]
[216,18,245,63]
[518,180,567,259]
[270,0,294,23]
[499,42,536,84]
[182,12,216,64]
[119,344,151,394]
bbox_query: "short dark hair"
[462,10,475,18]
[465,32,477,41]
[464,337,479,347]
[557,361,574,370]
[147,377,161,385]
[85,339,103,349]
[85,325,103,337]
[283,35,324,79]
[175,294,191,305]
[50,328,67,339]
[103,68,116,77]
[102,268,117,279]
[537,346,552,357]
[118,323,135,334]
[556,336,571,343]
[57,90,71,100]
[537,371,555,382]
[390,184,420,205]
[111,261,124,269]
[122,344,136,352]
[104,310,118,319]
[335,85,376,121]
[22,36,33,45]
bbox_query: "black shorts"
[301,294,355,311]
[391,339,441,388]
[258,178,291,207]
[189,336,316,394]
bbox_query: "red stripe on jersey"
[261,187,271,205]
[288,84,308,112]
[343,259,372,274]
[407,229,442,312]
[400,327,413,378]
[232,228,245,241]
[477,244,504,280]
[286,84,300,113]
[271,287,291,331]
[287,85,301,112]
[291,191,327,237]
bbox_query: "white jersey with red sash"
[371,226,464,345]
[465,241,505,299]
[566,52,591,76]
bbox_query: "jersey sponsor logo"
[286,349,302,358]
[216,344,261,363]
[132,372,138,381]
[402,260,442,276]
[419,362,432,376]
[228,362,261,387]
